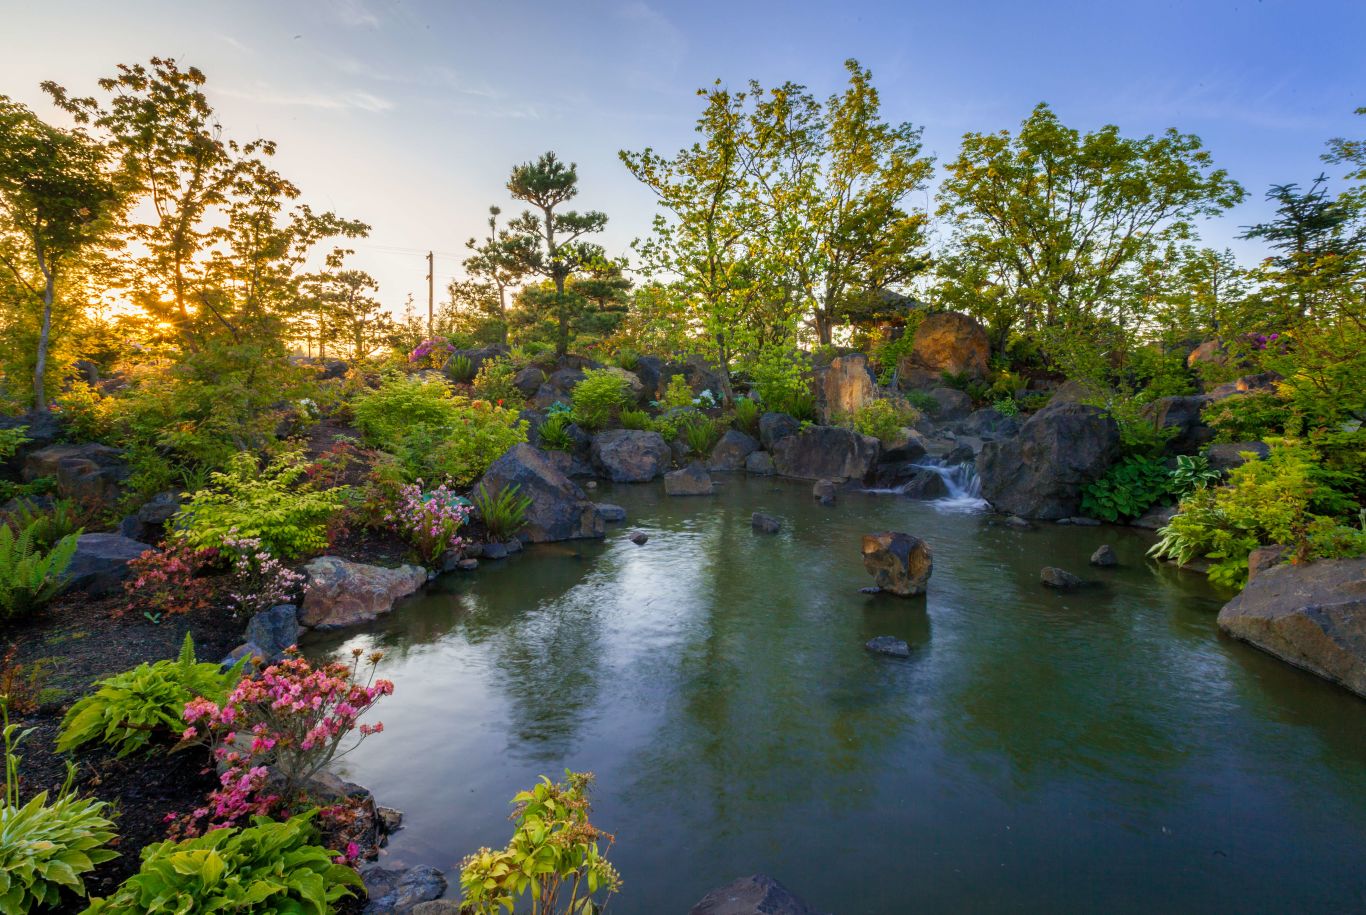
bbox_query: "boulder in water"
[861,531,933,596]
[298,557,427,629]
[665,463,714,496]
[865,636,911,658]
[751,512,782,534]
[688,874,825,915]
[708,429,760,471]
[590,429,670,482]
[771,425,879,482]
[1040,566,1083,590]
[1090,544,1118,567]
[475,444,604,543]
[812,479,837,506]
[745,451,775,475]
[978,402,1120,520]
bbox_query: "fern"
[0,523,79,621]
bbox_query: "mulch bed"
[3,593,244,892]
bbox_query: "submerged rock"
[595,502,627,523]
[1217,557,1366,698]
[665,463,715,496]
[299,557,427,629]
[812,479,837,506]
[1090,545,1118,567]
[1040,566,1083,590]
[628,531,649,545]
[865,636,912,658]
[751,512,781,534]
[476,444,604,543]
[361,863,447,914]
[688,874,825,915]
[861,532,933,596]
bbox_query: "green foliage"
[1150,442,1366,588]
[2,701,118,913]
[173,451,345,560]
[58,634,244,758]
[731,396,760,435]
[1081,455,1173,522]
[472,483,533,541]
[613,348,640,371]
[680,415,720,458]
[459,771,620,915]
[992,397,1020,417]
[2,498,83,549]
[658,374,696,411]
[1093,393,1178,456]
[751,346,811,417]
[571,369,634,431]
[472,356,523,405]
[1170,454,1220,498]
[0,427,28,463]
[618,408,654,431]
[85,810,363,914]
[903,390,938,413]
[844,399,919,443]
[872,331,918,385]
[1201,391,1288,443]
[0,522,78,621]
[447,354,475,382]
[354,376,527,486]
[536,413,575,452]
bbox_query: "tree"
[501,152,608,357]
[301,265,389,363]
[935,102,1245,353]
[462,205,525,346]
[744,60,934,344]
[0,96,122,411]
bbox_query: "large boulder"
[817,353,878,422]
[476,444,605,543]
[299,557,427,630]
[1217,557,1366,698]
[1143,395,1215,455]
[861,532,933,596]
[771,426,880,482]
[958,407,1019,441]
[745,451,775,475]
[512,366,547,399]
[978,401,1121,520]
[898,311,990,388]
[23,443,129,504]
[927,387,972,421]
[65,533,151,597]
[590,429,670,482]
[758,412,801,450]
[1187,339,1225,369]
[360,864,447,914]
[688,874,824,915]
[1207,441,1270,473]
[708,429,760,471]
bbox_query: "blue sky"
[3,0,1363,309]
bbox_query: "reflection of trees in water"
[622,504,922,837]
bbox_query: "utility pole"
[426,251,434,337]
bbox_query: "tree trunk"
[497,283,508,347]
[554,276,568,358]
[33,267,54,414]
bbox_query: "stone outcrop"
[23,443,129,504]
[688,874,825,915]
[745,451,775,475]
[927,387,972,421]
[708,430,760,472]
[665,463,714,496]
[958,407,1019,441]
[476,444,605,543]
[758,412,801,450]
[978,401,1121,520]
[590,429,670,483]
[1207,441,1269,472]
[861,532,933,596]
[1143,395,1215,455]
[897,311,990,387]
[1217,557,1366,698]
[65,533,151,597]
[299,557,427,630]
[817,353,878,422]
[771,426,879,482]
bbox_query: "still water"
[308,475,1366,913]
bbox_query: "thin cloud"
[333,0,379,29]
[216,85,394,113]
[219,35,254,55]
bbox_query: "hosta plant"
[460,771,620,915]
[84,810,362,914]
[2,701,118,913]
[57,634,246,758]
[1080,455,1173,523]
[0,521,79,622]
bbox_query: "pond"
[307,475,1366,913]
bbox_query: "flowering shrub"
[176,649,393,834]
[222,534,306,616]
[388,482,472,566]
[409,336,455,368]
[121,542,221,618]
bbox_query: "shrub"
[614,348,640,371]
[121,543,221,619]
[2,702,118,912]
[537,413,575,452]
[680,415,720,458]
[409,336,455,369]
[1081,455,1173,523]
[472,356,523,405]
[1150,442,1366,588]
[848,399,919,443]
[992,397,1020,417]
[2,497,82,549]
[222,535,307,617]
[658,374,695,411]
[459,771,620,915]
[751,345,810,416]
[174,451,348,560]
[0,522,78,622]
[388,483,472,566]
[85,810,363,914]
[904,390,938,414]
[619,408,654,431]
[178,650,392,832]
[732,396,760,435]
[0,426,27,463]
[472,484,533,541]
[57,634,245,758]
[1202,391,1289,442]
[446,353,476,382]
[571,370,634,431]
[1092,393,1177,456]
[353,375,465,446]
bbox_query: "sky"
[3,0,1363,312]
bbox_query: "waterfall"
[865,459,989,512]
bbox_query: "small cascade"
[864,459,988,512]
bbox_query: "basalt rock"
[771,425,879,482]
[590,429,671,483]
[298,557,427,630]
[751,512,781,534]
[897,311,990,388]
[758,412,801,450]
[1143,395,1215,455]
[745,450,775,475]
[476,444,604,543]
[708,430,760,472]
[1040,566,1083,590]
[865,636,912,658]
[23,443,129,505]
[812,479,837,506]
[1207,441,1270,472]
[816,353,878,422]
[861,531,933,596]
[978,401,1121,520]
[688,874,826,915]
[1090,544,1118,567]
[65,533,151,597]
[927,387,972,421]
[665,462,714,496]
